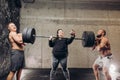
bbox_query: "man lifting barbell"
[7,22,25,80]
[49,29,75,80]
[92,29,112,80]
[22,27,95,48]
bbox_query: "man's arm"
[67,29,75,44]
[49,36,55,47]
[92,38,101,50]
[67,35,75,44]
[11,32,23,44]
[96,38,107,51]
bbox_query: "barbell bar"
[22,27,95,47]
[34,35,84,40]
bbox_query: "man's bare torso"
[9,32,24,51]
[98,37,112,57]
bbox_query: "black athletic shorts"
[10,49,25,72]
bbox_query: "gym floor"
[20,68,95,80]
[19,68,120,80]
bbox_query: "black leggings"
[50,56,70,80]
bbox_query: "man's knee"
[103,70,111,80]
[103,68,109,76]
[92,64,98,70]
[92,64,95,69]
[7,75,12,80]
[7,72,15,80]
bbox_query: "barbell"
[22,27,95,47]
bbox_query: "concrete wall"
[20,0,120,68]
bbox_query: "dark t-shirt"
[49,36,75,58]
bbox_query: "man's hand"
[17,33,23,43]
[70,29,75,36]
[49,36,53,40]
[95,38,101,45]
[92,38,101,50]
[18,33,22,38]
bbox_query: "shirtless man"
[92,29,112,80]
[7,22,25,80]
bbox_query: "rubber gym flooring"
[20,68,96,80]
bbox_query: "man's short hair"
[102,29,106,36]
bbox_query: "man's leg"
[7,71,15,80]
[92,64,100,80]
[16,51,25,80]
[103,67,111,80]
[102,56,112,80]
[16,69,22,80]
[60,57,70,80]
[50,56,59,80]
